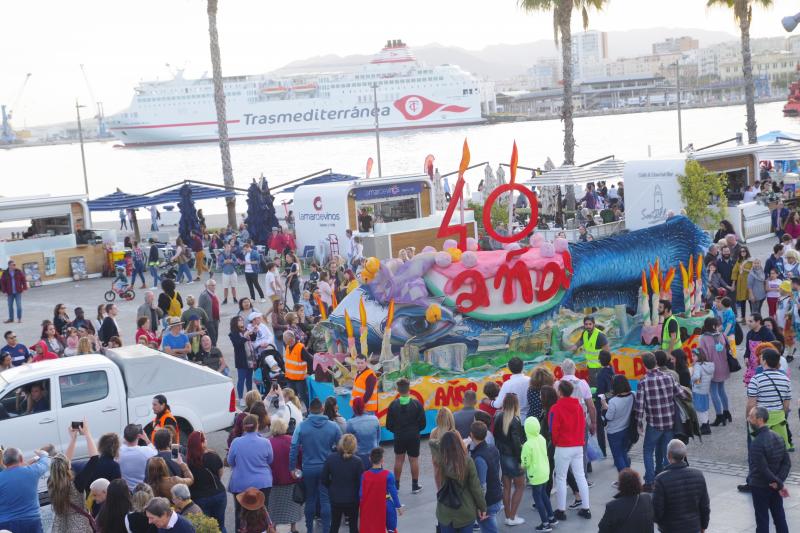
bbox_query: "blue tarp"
[280,173,358,193]
[758,130,800,143]
[147,184,236,205]
[87,190,152,211]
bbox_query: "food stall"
[0,194,106,284]
[293,174,477,261]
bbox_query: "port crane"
[80,64,111,138]
[1,73,31,144]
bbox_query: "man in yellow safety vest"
[570,316,609,387]
[351,354,378,414]
[658,299,682,353]
[283,330,314,408]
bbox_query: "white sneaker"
[260,298,266,303]
[511,517,525,526]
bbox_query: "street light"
[75,100,89,195]
[674,59,684,153]
[371,83,383,178]
[782,12,800,32]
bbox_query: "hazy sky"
[3,0,799,126]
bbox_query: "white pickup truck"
[0,345,235,459]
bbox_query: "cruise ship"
[108,40,496,146]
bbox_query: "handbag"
[70,503,98,533]
[725,337,742,372]
[436,477,462,509]
[245,340,258,369]
[292,480,306,504]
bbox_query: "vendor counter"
[362,212,477,260]
[0,234,105,285]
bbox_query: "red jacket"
[0,269,27,294]
[549,397,586,448]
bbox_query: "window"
[60,371,109,408]
[0,379,51,418]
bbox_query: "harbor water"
[3,101,799,220]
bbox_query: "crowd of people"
[0,208,797,532]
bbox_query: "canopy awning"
[521,164,606,187]
[87,190,152,211]
[280,173,359,194]
[756,141,800,161]
[147,183,237,205]
[589,158,625,182]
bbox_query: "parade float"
[307,141,712,434]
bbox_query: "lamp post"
[371,83,383,178]
[675,60,683,153]
[75,100,89,195]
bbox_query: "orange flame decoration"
[680,262,689,289]
[331,291,338,310]
[315,294,327,320]
[695,254,703,280]
[344,310,354,338]
[459,138,470,178]
[386,299,395,330]
[650,268,660,295]
[359,297,367,328]
[641,271,649,296]
[509,141,519,185]
[664,267,676,292]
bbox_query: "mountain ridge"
[272,27,740,79]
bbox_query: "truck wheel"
[104,291,116,302]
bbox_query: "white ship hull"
[110,93,485,146]
[108,40,496,146]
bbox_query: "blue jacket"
[0,453,50,522]
[227,431,273,493]
[346,414,382,457]
[290,414,342,470]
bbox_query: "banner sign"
[354,181,423,201]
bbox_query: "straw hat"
[235,487,265,511]
[166,316,182,327]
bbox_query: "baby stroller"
[105,266,136,302]
[157,261,177,281]
[254,347,286,394]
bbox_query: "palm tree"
[207,0,236,226]
[519,0,605,165]
[707,0,773,144]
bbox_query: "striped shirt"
[747,370,792,411]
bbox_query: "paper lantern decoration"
[461,251,478,268]
[435,251,452,267]
[446,247,462,262]
[425,303,442,323]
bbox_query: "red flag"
[510,141,518,185]
[424,154,435,178]
[366,157,374,179]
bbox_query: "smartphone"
[271,383,279,391]
[171,444,179,459]
[71,421,83,430]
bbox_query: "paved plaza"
[4,233,799,531]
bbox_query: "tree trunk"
[207,0,237,227]
[558,2,575,165]
[739,4,757,144]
